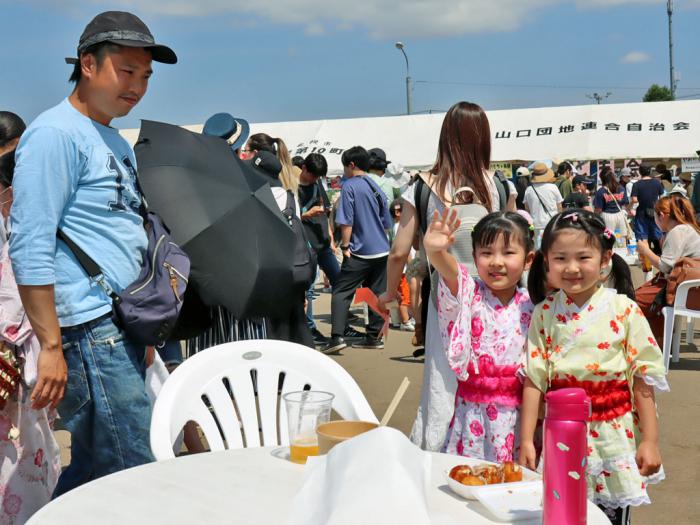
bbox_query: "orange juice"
[290,439,319,464]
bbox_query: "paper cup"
[316,420,379,454]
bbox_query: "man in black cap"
[367,147,395,203]
[10,11,176,495]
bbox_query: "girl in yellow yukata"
[518,210,667,525]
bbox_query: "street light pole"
[667,0,676,99]
[395,42,413,115]
[586,92,612,104]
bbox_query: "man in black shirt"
[562,175,593,210]
[298,153,341,345]
[631,164,664,248]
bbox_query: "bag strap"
[414,174,434,235]
[300,182,320,211]
[57,230,120,301]
[57,230,101,278]
[493,171,509,210]
[311,182,320,208]
[283,190,296,219]
[604,187,623,213]
[359,176,385,215]
[530,184,554,218]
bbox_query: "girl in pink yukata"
[0,150,60,524]
[424,208,536,462]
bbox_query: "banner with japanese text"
[120,100,700,176]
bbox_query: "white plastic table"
[28,447,611,524]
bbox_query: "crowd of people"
[2,9,700,525]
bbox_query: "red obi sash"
[550,376,632,422]
[456,355,523,407]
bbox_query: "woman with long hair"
[241,133,299,193]
[594,167,630,244]
[636,194,700,341]
[378,101,510,451]
[237,133,312,348]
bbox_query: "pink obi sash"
[456,355,523,407]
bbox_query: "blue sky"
[2,0,699,129]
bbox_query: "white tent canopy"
[120,100,700,176]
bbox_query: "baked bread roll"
[458,474,486,486]
[503,461,523,482]
[448,465,472,483]
[473,465,503,484]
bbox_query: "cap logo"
[79,30,155,52]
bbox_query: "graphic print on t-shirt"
[107,154,141,213]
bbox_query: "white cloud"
[21,0,700,39]
[621,51,651,63]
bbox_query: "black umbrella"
[134,120,296,319]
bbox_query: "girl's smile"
[546,229,610,307]
[475,233,534,304]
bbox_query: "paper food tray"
[471,482,543,522]
[444,465,541,500]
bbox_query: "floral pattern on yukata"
[437,264,534,462]
[526,286,669,509]
[0,244,60,524]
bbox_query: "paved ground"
[55,279,700,523]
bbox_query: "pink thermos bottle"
[543,387,591,525]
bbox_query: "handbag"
[665,257,700,309]
[59,212,191,346]
[0,342,20,410]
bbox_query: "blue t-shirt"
[335,174,392,257]
[593,187,628,213]
[10,99,147,326]
[631,178,665,213]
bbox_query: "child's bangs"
[473,218,525,250]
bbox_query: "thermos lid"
[545,388,591,421]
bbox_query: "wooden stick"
[380,377,411,427]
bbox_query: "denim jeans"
[306,245,341,330]
[53,316,154,497]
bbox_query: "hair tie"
[603,228,613,240]
[562,212,578,222]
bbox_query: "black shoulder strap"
[57,230,120,301]
[414,176,430,234]
[530,184,554,218]
[57,230,102,278]
[283,190,296,217]
[311,182,319,207]
[359,176,385,214]
[493,171,509,211]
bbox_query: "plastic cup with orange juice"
[283,391,334,464]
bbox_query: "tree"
[643,84,674,102]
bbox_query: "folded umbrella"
[134,120,296,319]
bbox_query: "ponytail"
[248,132,299,193]
[527,251,548,304]
[275,137,299,193]
[609,253,635,301]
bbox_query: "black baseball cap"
[368,148,390,170]
[65,11,177,65]
[249,151,283,188]
[572,175,592,187]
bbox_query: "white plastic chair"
[150,340,377,460]
[661,278,700,371]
